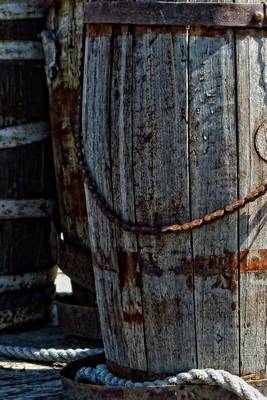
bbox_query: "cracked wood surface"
[82,0,267,380]
[0,326,73,399]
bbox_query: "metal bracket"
[0,199,55,220]
[84,2,267,28]
[0,122,49,149]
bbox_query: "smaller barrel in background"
[0,0,56,330]
[43,0,101,344]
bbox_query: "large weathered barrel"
[0,0,56,330]
[43,0,100,342]
[81,0,267,380]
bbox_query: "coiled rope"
[75,364,267,400]
[0,344,104,363]
[0,344,265,399]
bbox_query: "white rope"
[0,345,104,363]
[0,344,265,399]
[75,364,267,400]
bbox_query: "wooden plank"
[235,0,267,375]
[132,24,196,373]
[46,0,96,305]
[0,362,63,399]
[83,24,129,367]
[84,2,266,28]
[109,26,147,371]
[0,326,76,400]
[189,0,239,372]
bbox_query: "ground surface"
[0,325,71,399]
[0,271,73,399]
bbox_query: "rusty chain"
[74,129,267,236]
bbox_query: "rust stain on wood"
[86,24,112,37]
[190,26,232,37]
[240,249,267,272]
[135,26,185,36]
[118,251,140,289]
[93,248,267,280]
[92,252,117,274]
[122,302,143,325]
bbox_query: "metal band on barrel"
[0,122,49,149]
[0,199,54,219]
[0,41,44,60]
[84,2,267,28]
[0,0,45,21]
[0,266,57,293]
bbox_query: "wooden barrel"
[43,0,99,341]
[81,0,267,380]
[0,0,56,330]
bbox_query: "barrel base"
[61,355,267,400]
[56,293,102,346]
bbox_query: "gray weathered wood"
[132,23,195,373]
[110,26,147,372]
[83,24,128,366]
[0,325,75,399]
[189,0,239,373]
[45,1,99,339]
[83,0,267,379]
[235,0,267,375]
[83,7,196,376]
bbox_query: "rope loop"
[75,364,267,400]
[0,344,104,363]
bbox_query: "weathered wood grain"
[83,0,267,379]
[46,1,99,337]
[132,24,196,373]
[189,0,239,373]
[0,362,63,399]
[110,26,147,372]
[235,0,267,375]
[83,23,129,367]
[46,0,90,247]
[0,325,75,400]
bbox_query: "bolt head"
[254,11,264,22]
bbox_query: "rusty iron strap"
[84,2,267,28]
[75,130,267,236]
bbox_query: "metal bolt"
[254,11,264,22]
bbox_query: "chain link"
[74,128,267,235]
